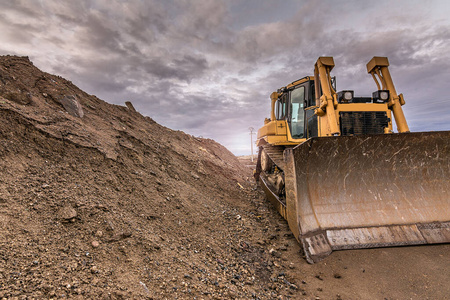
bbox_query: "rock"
[95,230,103,237]
[269,248,281,258]
[107,231,133,242]
[91,241,100,248]
[106,220,114,231]
[59,95,84,118]
[125,101,136,112]
[58,205,77,221]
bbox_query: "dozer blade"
[283,131,450,263]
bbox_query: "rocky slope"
[0,55,293,299]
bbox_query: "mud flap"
[284,131,450,263]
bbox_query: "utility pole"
[249,127,256,162]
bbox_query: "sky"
[1,0,449,155]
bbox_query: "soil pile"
[0,56,448,300]
[0,55,300,299]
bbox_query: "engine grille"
[340,112,389,136]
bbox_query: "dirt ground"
[0,55,449,299]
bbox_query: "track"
[262,145,286,170]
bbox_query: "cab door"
[288,85,306,139]
[275,93,288,135]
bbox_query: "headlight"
[379,91,389,101]
[337,90,354,103]
[372,90,390,103]
[344,91,353,100]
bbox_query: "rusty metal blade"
[283,131,450,263]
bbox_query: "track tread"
[262,145,286,170]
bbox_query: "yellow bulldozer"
[255,56,450,263]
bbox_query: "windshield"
[289,87,305,139]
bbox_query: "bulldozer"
[255,56,450,263]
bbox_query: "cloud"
[0,0,449,155]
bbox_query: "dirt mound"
[1,55,448,300]
[0,55,300,299]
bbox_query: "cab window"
[289,87,305,138]
[275,94,287,120]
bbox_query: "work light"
[337,90,354,103]
[372,90,390,103]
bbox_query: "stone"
[269,248,282,258]
[60,95,84,118]
[58,205,77,221]
[125,101,136,112]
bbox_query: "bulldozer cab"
[276,77,322,141]
[274,79,312,141]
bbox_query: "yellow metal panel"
[285,76,314,90]
[336,103,389,112]
[317,114,334,137]
[315,57,339,135]
[275,120,287,135]
[257,121,277,139]
[317,57,335,69]
[266,136,289,145]
[257,120,301,146]
[366,56,409,132]
[366,56,389,73]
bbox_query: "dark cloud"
[140,54,209,82]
